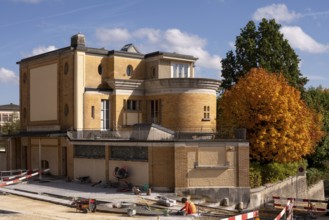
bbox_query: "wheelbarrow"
[72,198,97,213]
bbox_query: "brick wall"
[237,143,250,187]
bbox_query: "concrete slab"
[0,176,241,219]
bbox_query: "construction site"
[0,169,329,220]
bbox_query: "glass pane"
[184,65,188,77]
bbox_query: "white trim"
[84,91,112,95]
[146,88,217,96]
[74,51,85,131]
[163,56,196,62]
[114,89,144,96]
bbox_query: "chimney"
[71,33,86,48]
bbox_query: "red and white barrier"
[0,169,50,187]
[274,200,293,220]
[220,210,259,220]
[273,196,327,204]
[273,196,329,212]
[2,171,28,181]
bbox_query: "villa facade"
[7,34,249,204]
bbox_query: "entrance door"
[151,147,174,188]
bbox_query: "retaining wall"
[249,176,325,209]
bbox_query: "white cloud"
[95,28,131,45]
[280,26,329,54]
[0,67,19,84]
[95,27,221,71]
[31,45,57,56]
[163,29,207,49]
[133,28,161,43]
[253,4,301,23]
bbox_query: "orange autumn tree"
[218,68,323,163]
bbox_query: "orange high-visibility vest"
[183,201,196,214]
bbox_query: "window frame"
[202,105,211,121]
[171,62,190,78]
[98,64,103,75]
[101,100,110,130]
[126,65,133,76]
[110,146,148,161]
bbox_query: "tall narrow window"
[151,100,160,124]
[101,100,110,130]
[91,106,95,119]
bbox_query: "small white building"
[0,103,20,133]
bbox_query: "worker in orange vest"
[180,197,197,216]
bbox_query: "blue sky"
[0,0,329,105]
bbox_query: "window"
[126,100,140,111]
[23,72,27,83]
[110,146,148,161]
[91,106,95,119]
[64,104,69,116]
[41,160,49,169]
[74,145,105,159]
[203,106,210,120]
[150,100,160,124]
[8,114,13,122]
[101,100,110,130]
[98,64,103,75]
[126,65,133,76]
[151,66,156,78]
[172,63,189,78]
[64,62,69,75]
[2,114,9,122]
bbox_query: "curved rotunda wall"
[145,78,220,132]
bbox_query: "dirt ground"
[0,194,147,220]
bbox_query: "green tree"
[218,68,323,163]
[221,19,308,91]
[303,87,329,168]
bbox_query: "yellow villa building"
[6,33,249,204]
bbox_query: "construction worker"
[180,197,197,216]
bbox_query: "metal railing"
[67,127,246,141]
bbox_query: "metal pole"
[39,138,42,180]
[9,138,12,170]
[295,175,298,209]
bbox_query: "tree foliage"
[218,68,323,163]
[303,87,329,168]
[221,19,308,91]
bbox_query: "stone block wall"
[249,176,325,209]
